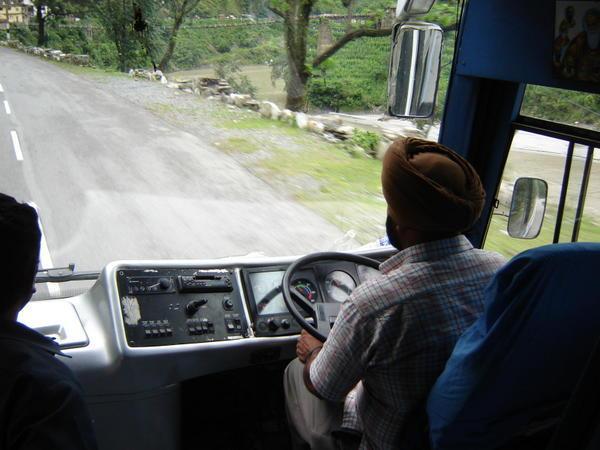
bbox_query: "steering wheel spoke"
[291,288,316,314]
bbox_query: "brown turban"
[381,137,486,233]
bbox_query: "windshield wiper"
[36,264,100,283]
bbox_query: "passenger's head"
[381,138,485,250]
[0,194,41,319]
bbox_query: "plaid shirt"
[310,235,505,449]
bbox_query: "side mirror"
[396,0,436,17]
[508,178,548,239]
[387,21,443,118]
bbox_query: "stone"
[280,109,294,122]
[177,81,193,90]
[307,120,325,134]
[243,99,261,111]
[223,94,235,105]
[231,94,252,108]
[295,112,309,129]
[259,101,281,120]
[327,125,355,140]
[336,125,355,136]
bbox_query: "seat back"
[426,243,600,450]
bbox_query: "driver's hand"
[297,330,323,363]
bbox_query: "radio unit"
[117,268,248,347]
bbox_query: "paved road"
[0,48,346,279]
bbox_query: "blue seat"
[426,243,600,450]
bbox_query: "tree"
[269,0,394,111]
[270,0,458,111]
[268,0,317,111]
[157,0,202,71]
[312,0,391,68]
[95,0,158,72]
[32,0,89,47]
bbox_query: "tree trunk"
[36,6,46,47]
[282,1,312,111]
[158,14,184,72]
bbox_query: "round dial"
[325,271,356,303]
[292,279,318,303]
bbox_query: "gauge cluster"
[242,261,381,337]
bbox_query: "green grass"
[485,210,600,259]
[213,118,387,243]
[217,137,262,154]
[219,116,303,135]
[49,59,126,78]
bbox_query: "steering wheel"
[282,252,381,342]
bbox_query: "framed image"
[553,1,600,82]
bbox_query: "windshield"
[1,2,457,295]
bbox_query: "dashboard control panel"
[242,267,316,337]
[117,268,249,347]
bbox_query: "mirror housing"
[508,177,548,239]
[396,0,437,17]
[387,21,443,118]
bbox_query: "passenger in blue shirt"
[0,193,97,450]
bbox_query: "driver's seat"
[426,242,600,450]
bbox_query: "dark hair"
[0,194,41,313]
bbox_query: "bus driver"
[284,138,506,450]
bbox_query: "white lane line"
[0,83,3,92]
[28,202,61,297]
[4,100,11,115]
[10,130,23,161]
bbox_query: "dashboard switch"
[185,299,208,316]
[223,297,234,310]
[267,318,279,332]
[159,278,172,290]
[280,319,290,330]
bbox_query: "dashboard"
[114,260,382,347]
[17,249,393,450]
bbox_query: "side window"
[484,130,599,259]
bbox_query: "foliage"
[94,0,160,71]
[9,25,36,46]
[350,129,380,156]
[307,78,362,111]
[8,0,600,129]
[521,85,600,130]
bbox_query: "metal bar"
[515,115,600,149]
[571,146,595,242]
[35,271,100,283]
[553,141,575,243]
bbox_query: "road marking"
[28,202,61,297]
[4,100,11,115]
[0,83,3,92]
[10,130,23,161]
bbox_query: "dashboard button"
[280,319,290,330]
[267,318,279,332]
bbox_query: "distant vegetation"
[3,0,599,127]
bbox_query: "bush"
[307,78,362,112]
[350,129,380,157]
[11,25,36,46]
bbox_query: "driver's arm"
[305,295,375,402]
